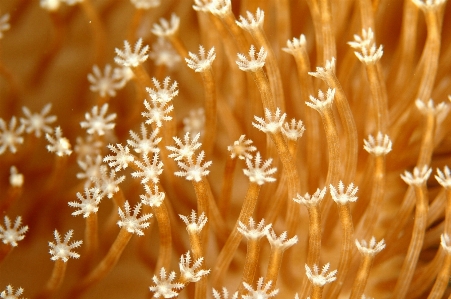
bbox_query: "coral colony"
[1,0,451,298]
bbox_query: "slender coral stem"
[70,228,133,298]
[309,58,358,181]
[151,199,172,271]
[349,237,385,299]
[294,188,326,299]
[34,260,67,299]
[211,182,261,288]
[428,234,451,299]
[80,0,107,64]
[393,167,432,298]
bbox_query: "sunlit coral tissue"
[1,0,451,298]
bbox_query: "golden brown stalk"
[358,0,375,30]
[247,63,276,112]
[211,182,261,288]
[139,183,171,271]
[384,101,445,247]
[293,188,326,299]
[127,9,145,41]
[179,210,208,299]
[207,12,248,124]
[436,168,451,234]
[391,0,445,129]
[185,46,217,154]
[387,0,418,97]
[357,133,392,239]
[241,50,301,232]
[238,238,260,295]
[305,0,336,67]
[268,130,301,234]
[151,200,172,271]
[219,157,237,218]
[282,35,323,189]
[428,234,451,299]
[82,213,98,269]
[28,11,65,88]
[408,168,451,297]
[264,229,298,286]
[167,35,188,59]
[393,166,432,299]
[132,64,154,91]
[237,50,300,232]
[203,3,249,54]
[26,152,69,228]
[327,205,354,298]
[0,57,21,113]
[327,182,358,298]
[193,177,229,244]
[349,237,385,299]
[236,8,285,110]
[415,100,448,167]
[35,229,82,299]
[70,228,133,298]
[34,260,67,299]
[413,0,446,103]
[309,58,358,181]
[80,0,107,64]
[180,210,206,262]
[70,201,152,298]
[305,88,341,221]
[0,168,23,214]
[317,0,336,66]
[348,26,389,134]
[235,217,271,295]
[199,67,216,153]
[191,178,210,234]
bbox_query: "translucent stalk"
[268,131,301,234]
[349,254,375,299]
[428,250,451,299]
[29,12,65,87]
[82,213,98,273]
[211,182,261,288]
[199,68,217,155]
[417,112,437,167]
[326,203,354,299]
[219,157,237,219]
[237,238,260,295]
[298,204,322,299]
[185,221,207,299]
[318,69,357,181]
[127,9,145,41]
[358,0,375,30]
[364,63,389,133]
[311,284,325,299]
[414,6,444,103]
[318,0,336,65]
[34,260,67,299]
[393,184,429,298]
[285,42,321,189]
[70,228,133,298]
[167,34,188,59]
[252,68,276,112]
[357,155,386,239]
[151,200,172,271]
[80,0,107,64]
[244,26,285,110]
[264,247,285,286]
